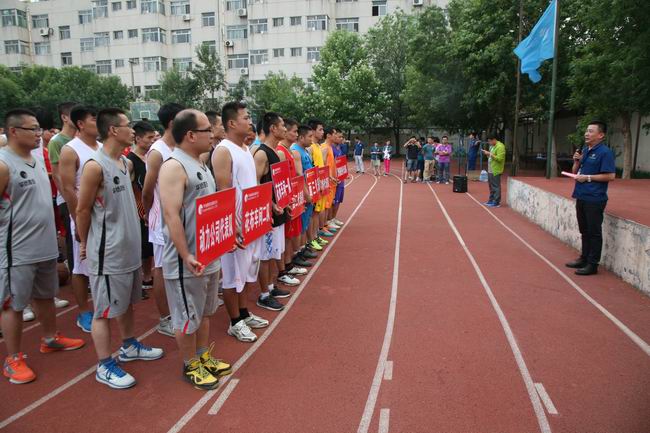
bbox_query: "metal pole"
[511,0,524,176]
[545,0,560,179]
[129,59,136,99]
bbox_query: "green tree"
[192,44,225,110]
[150,68,201,107]
[250,71,307,121]
[0,66,26,120]
[227,75,250,103]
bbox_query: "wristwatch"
[587,175,592,183]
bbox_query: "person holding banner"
[291,125,318,260]
[158,109,232,390]
[321,128,342,234]
[212,102,269,343]
[308,119,331,245]
[330,130,346,226]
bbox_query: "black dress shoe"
[565,259,587,268]
[575,263,598,275]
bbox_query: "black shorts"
[140,219,153,259]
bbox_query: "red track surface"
[1,168,649,433]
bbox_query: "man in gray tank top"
[77,108,164,389]
[159,109,232,390]
[1,109,85,385]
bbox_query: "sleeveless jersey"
[161,147,218,279]
[216,139,257,231]
[290,144,313,173]
[64,137,102,194]
[254,143,287,227]
[85,149,141,275]
[147,138,174,245]
[0,147,58,267]
[277,144,297,177]
[309,143,324,168]
[321,142,336,178]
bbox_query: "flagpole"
[545,0,560,179]
[511,0,524,177]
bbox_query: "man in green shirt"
[481,134,506,207]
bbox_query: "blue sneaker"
[488,203,501,208]
[118,341,164,362]
[76,311,92,333]
[95,359,136,389]
[483,201,494,206]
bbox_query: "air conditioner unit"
[225,40,234,47]
[237,8,247,17]
[239,67,249,75]
[182,14,191,21]
[413,0,424,6]
[39,28,51,37]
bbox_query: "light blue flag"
[514,0,557,83]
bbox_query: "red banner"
[305,167,320,202]
[319,166,330,196]
[289,176,306,219]
[241,183,273,245]
[196,188,236,266]
[335,156,349,181]
[270,160,292,209]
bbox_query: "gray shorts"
[406,159,418,171]
[371,159,381,167]
[165,271,219,334]
[90,269,142,319]
[0,259,59,311]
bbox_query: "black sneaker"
[270,287,291,298]
[302,249,318,259]
[256,295,284,311]
[293,256,313,267]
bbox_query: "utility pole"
[511,0,524,176]
[128,58,136,100]
[545,0,560,179]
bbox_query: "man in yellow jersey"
[320,127,341,235]
[307,119,329,250]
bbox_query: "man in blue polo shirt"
[353,137,365,174]
[565,120,616,276]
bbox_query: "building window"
[34,42,51,55]
[226,0,245,11]
[128,28,138,38]
[31,14,49,29]
[61,52,73,66]
[336,0,358,2]
[143,56,167,72]
[4,40,18,54]
[307,15,327,31]
[94,32,110,47]
[112,2,122,12]
[18,40,29,54]
[307,46,321,62]
[170,0,190,15]
[273,48,284,58]
[249,19,267,34]
[336,17,359,32]
[78,10,93,24]
[127,0,137,9]
[129,57,139,65]
[80,38,95,52]
[96,60,112,74]
[113,30,123,40]
[290,16,301,26]
[144,85,160,98]
[203,40,216,54]
[226,25,247,39]
[290,47,302,57]
[227,54,248,69]
[372,0,387,17]
[273,17,283,27]
[142,27,166,43]
[202,12,215,27]
[173,57,192,72]
[250,49,268,65]
[92,0,109,18]
[82,64,97,73]
[171,29,191,44]
[115,58,125,68]
[1,9,28,28]
[141,0,165,15]
[59,26,71,39]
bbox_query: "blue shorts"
[406,159,418,171]
[334,184,345,205]
[301,203,314,234]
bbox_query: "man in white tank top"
[58,105,102,334]
[141,103,185,338]
[212,102,269,343]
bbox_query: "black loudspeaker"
[453,175,468,193]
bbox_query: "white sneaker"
[333,218,344,225]
[217,297,224,306]
[157,316,175,337]
[228,320,257,342]
[54,297,69,308]
[22,306,35,322]
[287,266,307,275]
[244,313,269,329]
[118,341,164,362]
[95,360,136,389]
[278,274,300,286]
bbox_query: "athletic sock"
[260,291,270,300]
[43,336,56,346]
[122,337,138,348]
[230,318,240,326]
[268,284,274,292]
[285,262,294,271]
[239,308,250,320]
[196,347,208,357]
[100,356,113,367]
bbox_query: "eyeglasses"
[192,128,213,133]
[15,126,43,134]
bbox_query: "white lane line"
[346,172,357,187]
[207,379,240,415]
[0,305,78,344]
[378,408,390,433]
[383,361,393,381]
[167,176,380,433]
[357,174,403,433]
[465,192,650,357]
[427,184,552,433]
[534,383,558,415]
[0,326,158,430]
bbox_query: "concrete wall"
[507,178,650,296]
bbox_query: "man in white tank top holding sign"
[58,105,102,333]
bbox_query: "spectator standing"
[353,137,365,173]
[436,135,452,184]
[467,132,480,170]
[382,140,392,176]
[403,137,421,182]
[370,142,381,176]
[422,137,437,182]
[481,134,506,207]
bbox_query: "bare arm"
[0,161,9,199]
[59,146,80,220]
[50,163,63,197]
[142,150,162,214]
[253,148,268,184]
[212,146,233,190]
[76,160,102,259]
[292,149,311,203]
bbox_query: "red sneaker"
[3,353,36,384]
[40,332,85,353]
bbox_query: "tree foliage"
[192,44,226,110]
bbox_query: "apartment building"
[1,0,447,98]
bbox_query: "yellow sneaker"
[200,343,232,377]
[183,358,219,390]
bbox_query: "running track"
[1,165,649,433]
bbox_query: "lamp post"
[128,58,136,99]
